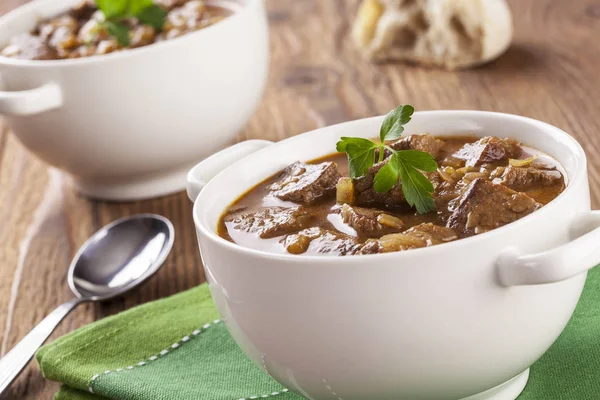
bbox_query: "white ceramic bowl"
[187,111,600,400]
[0,0,268,200]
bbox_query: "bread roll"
[352,0,513,70]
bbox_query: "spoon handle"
[0,298,82,394]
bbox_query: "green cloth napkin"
[38,269,600,400]
[36,285,302,400]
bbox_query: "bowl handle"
[186,139,274,202]
[0,83,63,116]
[497,211,600,285]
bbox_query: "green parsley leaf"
[395,149,437,172]
[94,0,166,44]
[341,139,378,179]
[346,146,376,178]
[105,20,130,46]
[396,151,436,214]
[137,4,167,29]
[379,109,398,143]
[372,150,437,205]
[396,104,414,125]
[96,0,128,19]
[337,104,437,214]
[373,156,399,193]
[379,104,415,142]
[336,137,375,153]
[127,0,154,15]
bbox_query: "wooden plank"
[0,0,599,398]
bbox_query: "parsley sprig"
[336,105,438,214]
[95,0,167,46]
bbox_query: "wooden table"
[1,0,599,398]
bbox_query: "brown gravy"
[1,0,236,60]
[218,135,566,256]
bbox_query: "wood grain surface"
[1,0,599,398]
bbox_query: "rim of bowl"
[0,0,258,68]
[193,110,588,264]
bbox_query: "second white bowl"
[0,0,269,200]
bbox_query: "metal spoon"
[0,214,174,394]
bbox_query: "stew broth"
[1,0,237,60]
[219,135,566,256]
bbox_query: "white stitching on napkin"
[86,319,291,399]
[87,320,222,394]
[237,388,290,400]
[322,379,344,400]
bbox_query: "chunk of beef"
[491,166,563,190]
[390,134,445,159]
[68,0,97,20]
[283,227,379,255]
[379,223,458,253]
[378,134,445,159]
[447,179,539,236]
[454,137,522,167]
[270,161,341,204]
[224,207,312,239]
[353,160,407,207]
[433,165,500,215]
[340,158,441,209]
[340,204,404,237]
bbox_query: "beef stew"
[219,135,566,256]
[0,0,235,60]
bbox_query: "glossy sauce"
[0,0,237,60]
[218,135,566,256]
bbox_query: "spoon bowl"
[69,214,174,300]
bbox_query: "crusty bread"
[352,0,513,70]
